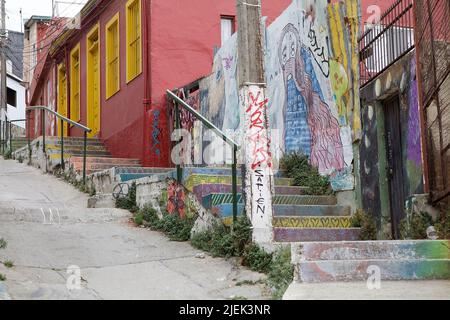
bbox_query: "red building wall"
[146,0,291,167]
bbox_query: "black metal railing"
[0,118,28,155]
[359,0,415,87]
[167,89,241,224]
[27,106,92,185]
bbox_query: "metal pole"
[0,119,2,154]
[232,144,238,224]
[83,131,87,185]
[42,109,46,153]
[8,120,11,151]
[174,101,182,184]
[60,118,64,170]
[0,0,7,141]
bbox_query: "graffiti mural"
[167,179,186,219]
[151,109,161,158]
[279,23,345,173]
[178,0,359,192]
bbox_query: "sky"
[5,0,88,32]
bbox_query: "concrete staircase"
[44,137,141,175]
[291,240,450,283]
[10,137,28,152]
[174,167,360,241]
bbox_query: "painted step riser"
[295,260,450,283]
[208,204,351,219]
[274,228,361,242]
[273,217,353,229]
[184,175,293,191]
[192,184,310,200]
[274,205,351,217]
[202,194,337,207]
[70,157,140,165]
[292,240,450,261]
[72,164,140,171]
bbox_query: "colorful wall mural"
[182,0,361,192]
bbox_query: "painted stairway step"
[72,163,141,171]
[70,157,140,165]
[181,167,288,178]
[202,193,337,208]
[273,216,353,229]
[192,184,309,199]
[274,228,361,242]
[46,145,109,152]
[274,204,351,217]
[184,174,293,192]
[295,259,450,283]
[291,240,450,261]
[48,153,112,161]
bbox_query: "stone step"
[292,240,450,261]
[274,228,361,242]
[273,216,353,229]
[273,205,351,217]
[48,151,113,158]
[71,162,141,173]
[192,184,309,201]
[202,194,337,208]
[294,259,450,283]
[44,137,104,146]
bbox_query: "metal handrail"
[166,89,241,224]
[26,106,92,185]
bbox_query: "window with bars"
[126,0,142,83]
[70,44,81,122]
[106,13,120,98]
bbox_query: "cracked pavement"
[0,159,269,300]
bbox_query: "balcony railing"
[359,0,415,87]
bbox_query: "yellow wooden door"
[57,63,68,137]
[87,25,100,138]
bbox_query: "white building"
[4,72,26,131]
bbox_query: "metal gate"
[414,0,450,206]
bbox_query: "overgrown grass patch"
[3,260,14,269]
[280,152,332,195]
[115,182,138,213]
[0,273,6,281]
[267,247,294,300]
[136,205,194,242]
[0,238,7,249]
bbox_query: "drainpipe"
[142,0,152,165]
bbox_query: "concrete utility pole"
[236,0,274,247]
[0,0,7,153]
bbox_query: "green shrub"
[0,238,6,249]
[0,273,6,281]
[115,182,138,213]
[18,155,24,163]
[191,223,235,258]
[134,212,144,226]
[3,148,12,160]
[242,244,273,273]
[231,215,252,256]
[435,211,450,239]
[267,247,294,300]
[160,212,195,242]
[3,260,14,268]
[350,209,378,240]
[280,152,332,195]
[400,211,433,240]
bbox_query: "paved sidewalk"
[0,159,268,300]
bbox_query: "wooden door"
[384,96,406,239]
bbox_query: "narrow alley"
[0,158,269,300]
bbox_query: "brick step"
[192,184,310,201]
[70,157,140,165]
[202,194,337,208]
[274,205,351,217]
[294,259,450,283]
[292,240,450,261]
[273,216,353,229]
[274,228,361,242]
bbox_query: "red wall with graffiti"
[144,0,292,167]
